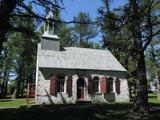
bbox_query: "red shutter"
[116,78,120,94]
[67,75,72,97]
[106,77,108,93]
[50,75,57,96]
[101,76,107,93]
[88,76,93,94]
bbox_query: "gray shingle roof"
[37,46,126,72]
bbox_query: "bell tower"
[41,10,60,51]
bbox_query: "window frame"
[93,76,100,93]
[116,77,120,95]
[107,77,114,93]
[56,75,65,93]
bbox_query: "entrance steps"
[76,99,92,104]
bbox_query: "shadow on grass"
[0,103,160,120]
[0,99,13,102]
[149,103,160,107]
[148,96,157,98]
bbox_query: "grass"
[0,98,34,107]
[0,94,159,120]
[148,93,160,104]
[0,103,159,120]
[0,93,159,107]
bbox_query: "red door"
[77,78,85,100]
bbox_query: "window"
[116,78,120,94]
[57,76,65,92]
[93,76,100,93]
[107,77,113,93]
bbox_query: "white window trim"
[57,78,65,93]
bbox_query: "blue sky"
[59,0,127,43]
[61,0,127,21]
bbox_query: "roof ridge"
[64,47,109,51]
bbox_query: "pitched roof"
[37,46,126,72]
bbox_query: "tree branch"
[10,13,97,25]
[143,30,160,50]
[142,0,158,51]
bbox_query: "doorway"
[77,77,85,100]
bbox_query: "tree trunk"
[0,0,17,54]
[134,51,149,112]
[0,41,3,55]
[12,77,21,98]
[0,80,8,98]
[0,82,5,98]
[4,80,8,97]
[0,70,9,98]
[130,0,149,112]
[20,78,24,97]
[12,64,24,98]
[157,74,160,100]
[3,70,9,97]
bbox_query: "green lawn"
[148,93,160,104]
[0,98,34,107]
[0,103,159,120]
[0,94,159,120]
[0,93,159,108]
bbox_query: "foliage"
[146,40,160,80]
[58,25,75,47]
[72,12,98,47]
[98,0,160,112]
[98,1,136,81]
[11,24,39,98]
[0,4,39,98]
[0,0,64,54]
[57,12,99,48]
[6,80,16,95]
